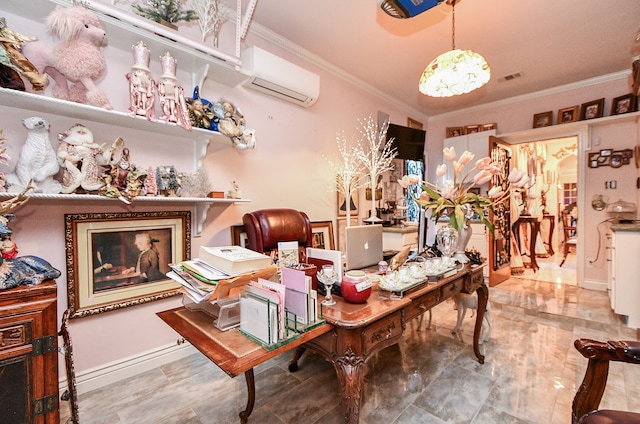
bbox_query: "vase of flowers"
[399,147,528,262]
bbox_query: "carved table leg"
[473,283,488,364]
[334,348,366,424]
[288,346,306,372]
[239,369,255,424]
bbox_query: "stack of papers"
[199,245,272,276]
[167,263,217,303]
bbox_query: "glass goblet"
[317,264,337,306]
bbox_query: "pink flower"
[488,186,504,198]
[441,180,456,199]
[419,191,430,201]
[473,169,492,185]
[515,174,530,188]
[458,151,474,166]
[436,164,447,177]
[453,160,464,175]
[397,174,420,188]
[443,146,456,162]
[475,157,492,170]
[508,168,526,183]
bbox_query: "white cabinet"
[609,228,640,328]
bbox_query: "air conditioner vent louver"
[241,47,320,107]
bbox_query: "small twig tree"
[354,116,397,223]
[326,131,364,227]
[191,0,228,47]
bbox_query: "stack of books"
[168,246,272,304]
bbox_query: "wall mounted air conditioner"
[241,46,320,107]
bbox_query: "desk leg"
[239,369,255,424]
[530,221,540,272]
[334,349,366,424]
[473,283,488,364]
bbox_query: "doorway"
[502,133,582,286]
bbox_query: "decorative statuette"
[157,52,191,130]
[126,41,156,121]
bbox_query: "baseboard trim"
[580,279,608,291]
[59,342,196,395]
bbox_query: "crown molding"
[427,71,631,122]
[246,21,431,123]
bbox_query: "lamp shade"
[419,49,490,97]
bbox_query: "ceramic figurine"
[100,145,147,203]
[156,52,191,130]
[126,41,156,121]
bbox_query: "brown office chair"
[572,338,640,424]
[559,208,577,267]
[242,208,313,262]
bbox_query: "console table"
[157,264,487,424]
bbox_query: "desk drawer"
[464,269,484,293]
[404,291,440,322]
[441,279,462,300]
[362,311,403,355]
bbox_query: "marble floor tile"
[60,261,639,424]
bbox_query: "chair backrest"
[242,209,313,259]
[561,209,576,241]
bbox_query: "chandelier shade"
[419,49,490,97]
[418,0,490,97]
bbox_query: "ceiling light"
[419,0,490,97]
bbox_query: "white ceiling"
[249,0,640,119]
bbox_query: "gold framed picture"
[337,190,358,217]
[611,94,636,115]
[311,221,335,250]
[65,211,190,318]
[532,111,553,128]
[480,123,497,132]
[464,125,480,134]
[446,127,464,138]
[231,224,249,248]
[557,106,579,124]
[407,117,424,130]
[580,98,605,120]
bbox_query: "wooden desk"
[290,264,487,423]
[158,264,487,424]
[157,306,333,423]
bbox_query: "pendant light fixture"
[419,0,490,97]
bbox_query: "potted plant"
[132,0,198,30]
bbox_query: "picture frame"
[337,190,359,217]
[480,123,497,132]
[407,117,423,130]
[557,105,579,124]
[580,98,605,120]
[464,125,480,134]
[231,224,249,248]
[446,127,464,138]
[65,211,190,318]
[587,149,632,168]
[532,111,553,128]
[310,221,335,250]
[611,94,636,115]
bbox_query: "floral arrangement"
[398,147,527,232]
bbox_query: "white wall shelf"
[0,192,250,236]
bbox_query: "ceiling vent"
[241,46,320,107]
[499,72,524,82]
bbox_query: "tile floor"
[60,253,640,424]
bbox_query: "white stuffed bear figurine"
[6,117,61,194]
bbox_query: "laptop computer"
[345,224,383,271]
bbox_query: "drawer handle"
[371,322,396,342]
[419,303,427,311]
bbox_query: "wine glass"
[317,264,337,306]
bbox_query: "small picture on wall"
[480,123,497,132]
[557,106,579,124]
[464,125,480,134]
[532,111,553,128]
[580,98,605,120]
[446,127,463,138]
[611,94,636,115]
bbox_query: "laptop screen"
[345,225,383,271]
